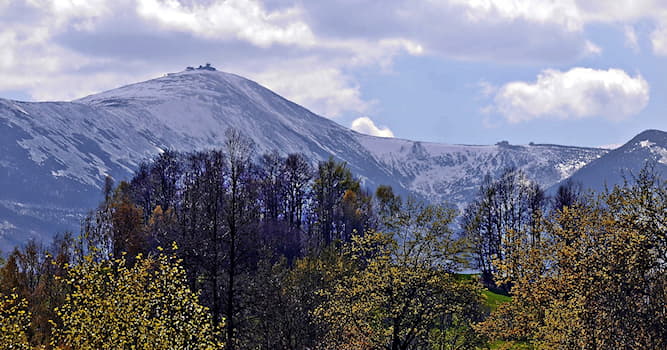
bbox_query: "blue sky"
[1,0,666,147]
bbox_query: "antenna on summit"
[193,63,216,71]
[186,63,216,71]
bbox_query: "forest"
[1,129,665,349]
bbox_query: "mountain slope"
[560,129,667,192]
[358,137,604,205]
[0,68,607,250]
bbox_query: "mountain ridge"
[561,129,667,193]
[0,68,637,250]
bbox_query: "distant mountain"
[0,69,608,250]
[559,129,667,193]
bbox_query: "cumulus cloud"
[576,0,659,22]
[3,0,667,118]
[253,65,372,117]
[45,0,110,26]
[571,1,667,55]
[297,0,667,61]
[302,1,595,63]
[0,0,427,117]
[136,0,316,47]
[0,28,95,98]
[350,117,394,138]
[448,0,583,31]
[492,68,649,123]
[446,0,659,31]
[0,0,124,98]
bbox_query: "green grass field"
[454,274,531,349]
[482,289,511,311]
[454,273,512,311]
[488,340,534,349]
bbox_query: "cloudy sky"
[1,0,666,147]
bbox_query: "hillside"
[0,68,608,249]
[561,129,667,192]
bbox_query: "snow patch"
[12,103,30,116]
[649,146,667,165]
[634,140,667,164]
[599,143,622,150]
[0,69,613,248]
[556,159,589,179]
[357,134,605,203]
[639,140,655,148]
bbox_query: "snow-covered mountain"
[0,68,608,250]
[560,129,667,192]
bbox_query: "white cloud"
[444,0,667,60]
[379,38,424,56]
[46,0,110,21]
[477,80,498,97]
[419,0,667,59]
[0,0,123,99]
[3,0,667,115]
[448,0,583,31]
[576,0,659,23]
[492,68,649,123]
[446,0,660,29]
[350,117,394,138]
[0,0,427,116]
[293,0,610,64]
[0,28,93,95]
[0,27,164,101]
[650,20,667,55]
[136,0,316,47]
[624,25,640,52]
[584,40,602,55]
[562,1,667,56]
[253,65,372,117]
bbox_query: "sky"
[1,0,667,148]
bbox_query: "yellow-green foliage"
[0,292,31,350]
[478,171,667,349]
[489,340,534,349]
[316,230,484,350]
[52,247,223,350]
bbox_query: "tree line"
[1,129,666,349]
[463,166,666,349]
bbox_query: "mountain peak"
[559,128,667,194]
[0,68,613,250]
[628,129,667,145]
[77,67,254,106]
